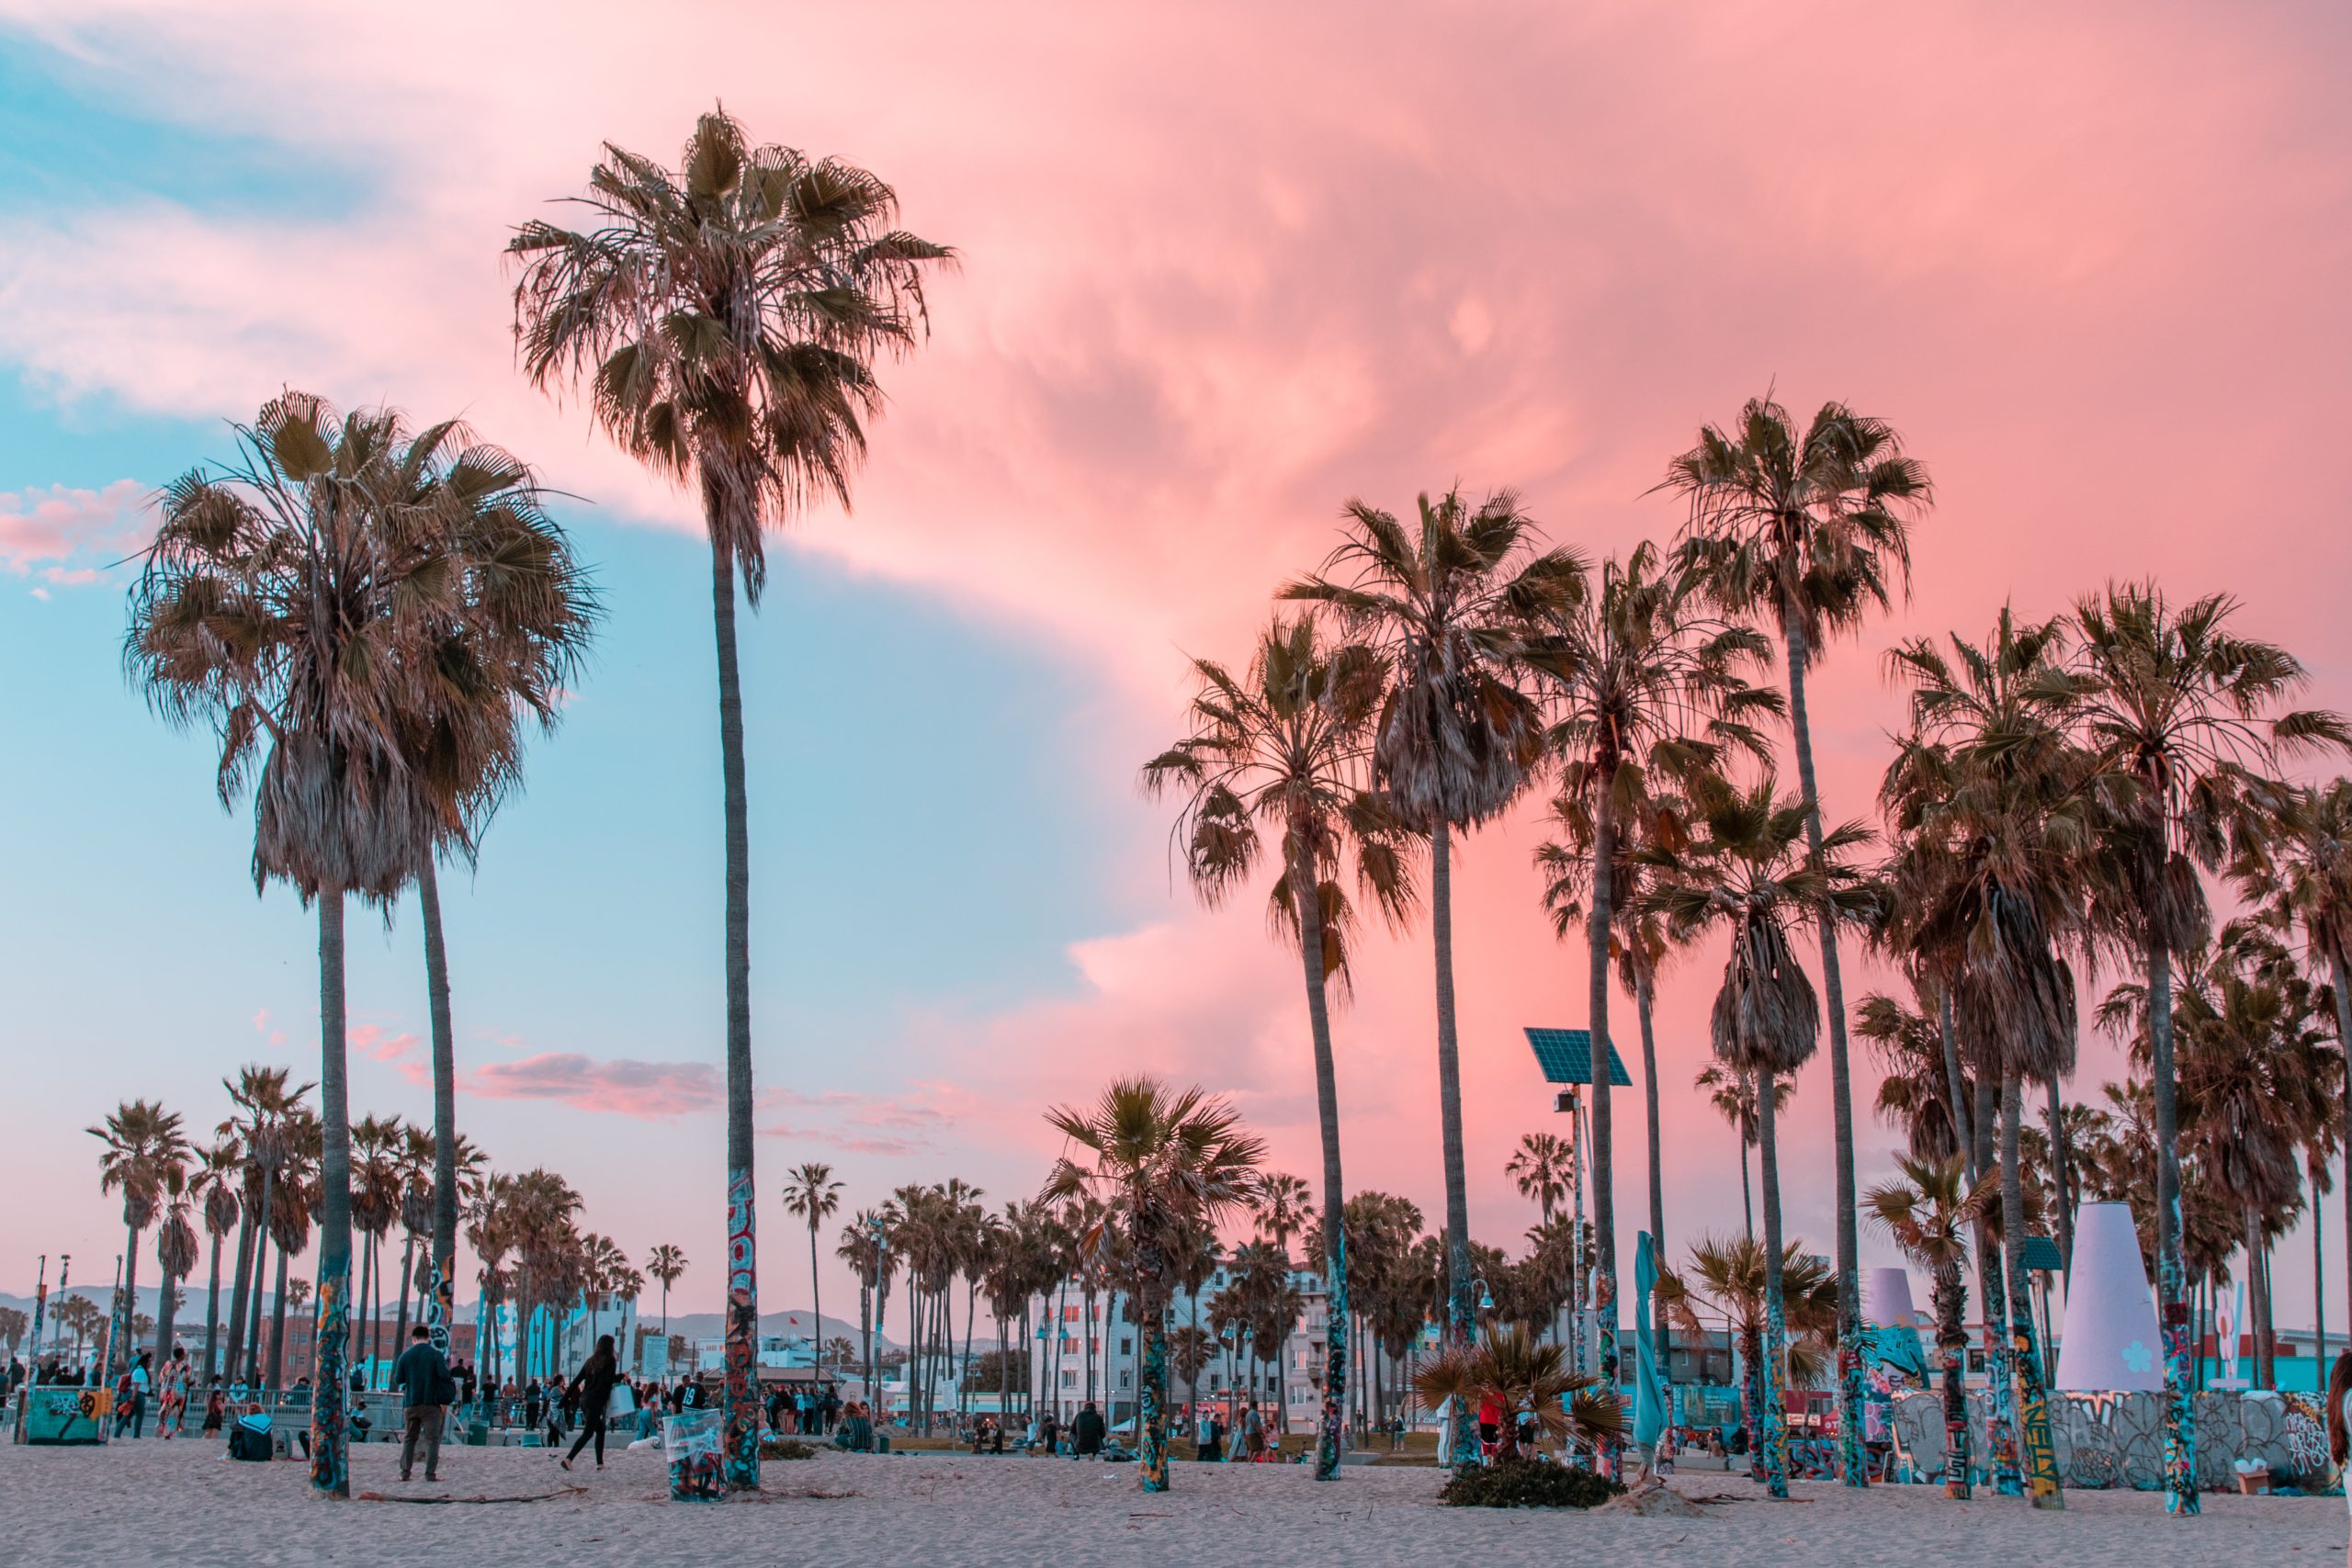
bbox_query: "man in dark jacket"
[391,1326,451,1483]
[1072,1402,1106,1459]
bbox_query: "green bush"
[1438,1457,1624,1509]
[760,1437,819,1461]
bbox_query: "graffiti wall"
[1889,1388,2332,1492]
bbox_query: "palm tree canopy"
[1641,773,1873,1076]
[509,107,954,604]
[1282,488,1583,832]
[1661,395,1930,659]
[1863,1154,1992,1272]
[1041,1077,1266,1282]
[1410,1322,1624,1444]
[1142,614,1419,987]
[126,393,594,899]
[90,1100,192,1232]
[1503,1134,1572,1217]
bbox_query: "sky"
[3,1,2350,1338]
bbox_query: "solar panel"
[1522,1027,1633,1088]
[2021,1235,2064,1274]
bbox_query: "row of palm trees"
[1148,388,2352,1522]
[119,104,951,1496]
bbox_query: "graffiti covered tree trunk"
[1757,1070,1789,1500]
[2003,1075,2063,1509]
[311,891,354,1500]
[711,530,762,1495]
[1136,1240,1171,1493]
[1932,1260,1972,1497]
[1585,783,1623,1480]
[2145,938,2198,1514]
[1289,825,1351,1483]
[1430,828,1480,1471]
[1972,1077,2018,1495]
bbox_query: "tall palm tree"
[782,1163,843,1364]
[1883,606,2091,1506]
[1143,612,1416,1480]
[1283,488,1581,1465]
[190,1141,243,1382]
[1865,1154,1992,1498]
[1525,540,1777,1458]
[263,1111,322,1396]
[348,1114,402,1386]
[2068,582,2346,1514]
[1043,1077,1266,1493]
[130,394,548,1495]
[1504,1134,1573,1225]
[88,1100,190,1385]
[646,1245,688,1337]
[510,108,951,1490]
[1644,774,1873,1497]
[1664,394,1930,1483]
[219,1066,309,1389]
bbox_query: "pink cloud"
[0,479,147,581]
[457,1051,720,1121]
[346,1023,419,1064]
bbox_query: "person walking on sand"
[157,1347,189,1438]
[560,1335,621,1472]
[392,1325,453,1483]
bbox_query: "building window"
[1120,1338,1132,1356]
[1120,1372,1131,1389]
[1061,1371,1076,1388]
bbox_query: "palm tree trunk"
[1739,1112,1755,1242]
[1934,1259,1971,1498]
[1756,1068,1789,1500]
[311,889,355,1498]
[419,858,461,1370]
[808,1221,822,1396]
[2002,1074,2063,1509]
[1937,991,1971,1167]
[1973,1074,2018,1495]
[1136,1242,1171,1492]
[1636,964,1668,1464]
[1289,825,1351,1483]
[392,1233,415,1381]
[2145,934,2197,1514]
[114,1221,141,1387]
[203,1229,226,1383]
[2044,1077,2075,1277]
[224,1204,255,1384]
[707,517,761,1493]
[157,1253,182,1371]
[2312,1168,2326,1382]
[1778,605,1865,1488]
[266,1227,289,1393]
[244,1177,273,1387]
[355,1231,374,1391]
[1584,784,1623,1475]
[1428,824,1478,1470]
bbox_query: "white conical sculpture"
[2054,1200,2165,1392]
[1862,1266,1928,1382]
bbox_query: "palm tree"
[190,1141,243,1382]
[130,394,554,1495]
[1043,1077,1266,1493]
[1693,1064,1784,1241]
[348,1114,402,1386]
[1643,774,1873,1497]
[1883,607,2094,1508]
[1504,1133,1572,1224]
[219,1065,310,1389]
[1525,539,1778,1456]
[1143,612,1417,1480]
[1664,395,1931,1483]
[2068,582,2347,1514]
[1658,1234,1839,1480]
[1411,1322,1625,1461]
[1865,1154,1992,1498]
[646,1245,688,1337]
[510,108,951,1490]
[1283,488,1581,1465]
[155,1180,198,1365]
[263,1112,322,1395]
[2237,778,2352,1353]
[88,1100,190,1386]
[782,1163,844,1366]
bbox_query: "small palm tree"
[1643,774,1873,1497]
[155,1182,198,1364]
[1283,488,1581,1466]
[1664,395,1931,1483]
[511,111,951,1490]
[1865,1155,1992,1498]
[1042,1077,1266,1493]
[1657,1235,1839,1480]
[1504,1134,1572,1224]
[646,1245,687,1336]
[1694,1063,1787,1241]
[190,1141,243,1382]
[89,1100,190,1385]
[1411,1322,1624,1461]
[782,1164,844,1363]
[1144,613,1416,1480]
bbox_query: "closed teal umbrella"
[1633,1231,1664,1450]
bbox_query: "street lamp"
[1472,1275,1496,1316]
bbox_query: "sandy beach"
[4,1440,2337,1567]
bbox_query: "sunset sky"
[3,2,2348,1332]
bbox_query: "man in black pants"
[391,1326,451,1483]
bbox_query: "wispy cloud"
[0,479,148,585]
[405,1050,722,1121]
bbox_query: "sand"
[2,1438,2340,1566]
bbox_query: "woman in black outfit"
[560,1335,620,1472]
